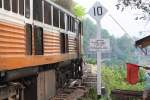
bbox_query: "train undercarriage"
[0,58,83,100]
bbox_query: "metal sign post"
[88,1,108,97]
[96,21,102,96]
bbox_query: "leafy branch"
[117,0,150,20]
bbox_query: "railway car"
[0,0,83,100]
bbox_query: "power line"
[109,14,128,34]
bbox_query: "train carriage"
[0,0,83,100]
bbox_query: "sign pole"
[88,1,108,98]
[96,21,101,97]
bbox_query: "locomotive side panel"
[44,32,61,55]
[0,22,26,57]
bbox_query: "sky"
[74,0,150,38]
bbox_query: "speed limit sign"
[88,1,107,21]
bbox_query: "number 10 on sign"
[93,7,102,16]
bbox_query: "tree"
[73,4,85,18]
[83,18,97,56]
[117,0,150,20]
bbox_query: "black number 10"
[94,6,102,16]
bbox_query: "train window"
[26,24,32,55]
[79,21,82,34]
[4,0,10,11]
[60,11,65,29]
[72,18,73,32]
[72,18,75,32]
[53,7,59,27]
[44,1,51,25]
[25,0,30,18]
[74,20,76,32]
[67,15,70,31]
[34,26,43,55]
[12,0,18,13]
[33,0,43,22]
[19,0,24,15]
[70,16,72,31]
[0,0,2,8]
[60,33,65,53]
[75,21,78,33]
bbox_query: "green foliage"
[77,88,97,100]
[88,88,97,100]
[101,66,144,95]
[85,58,96,64]
[73,4,85,18]
[83,18,96,57]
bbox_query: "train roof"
[135,35,150,48]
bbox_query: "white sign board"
[89,39,110,51]
[88,1,108,21]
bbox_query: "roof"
[135,35,150,48]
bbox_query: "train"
[0,0,83,100]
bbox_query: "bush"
[101,66,144,95]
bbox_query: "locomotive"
[0,0,83,99]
